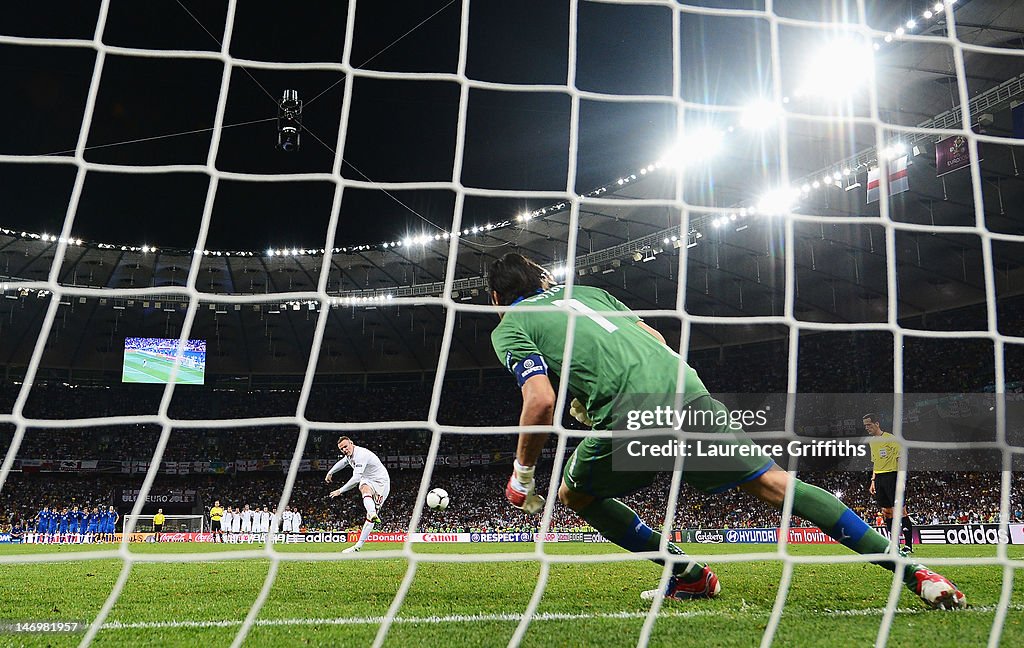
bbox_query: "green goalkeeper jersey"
[490,284,708,431]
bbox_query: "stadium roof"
[1,0,1023,375]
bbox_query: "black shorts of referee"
[873,471,899,508]
[211,520,222,532]
[154,524,163,533]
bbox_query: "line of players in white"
[218,505,303,534]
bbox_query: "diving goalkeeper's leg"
[740,468,965,609]
[558,483,720,600]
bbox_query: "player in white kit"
[221,507,234,542]
[327,436,391,553]
[282,507,293,533]
[230,507,241,536]
[241,505,253,533]
[258,506,270,535]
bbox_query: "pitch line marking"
[96,604,1024,631]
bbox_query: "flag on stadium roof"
[866,155,910,203]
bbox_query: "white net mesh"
[0,0,1022,646]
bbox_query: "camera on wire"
[277,89,303,152]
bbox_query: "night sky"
[1,0,712,251]
[3,0,954,256]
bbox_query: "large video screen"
[122,338,207,385]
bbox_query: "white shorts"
[361,479,391,510]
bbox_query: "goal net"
[0,0,1021,646]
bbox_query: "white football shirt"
[330,446,390,485]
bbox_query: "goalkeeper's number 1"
[553,299,618,333]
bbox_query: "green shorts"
[562,395,775,498]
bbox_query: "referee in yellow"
[153,509,166,543]
[209,500,224,543]
[864,413,914,552]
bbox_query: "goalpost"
[122,515,205,535]
[0,0,1020,647]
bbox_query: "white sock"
[362,495,377,518]
[356,519,374,547]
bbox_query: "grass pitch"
[121,351,205,385]
[0,542,1020,647]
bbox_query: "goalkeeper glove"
[505,460,545,514]
[570,398,594,427]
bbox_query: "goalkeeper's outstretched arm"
[506,373,555,513]
[517,373,555,462]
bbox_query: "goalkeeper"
[489,253,965,609]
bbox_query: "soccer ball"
[426,488,449,510]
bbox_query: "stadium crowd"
[1,297,1022,534]
[1,468,1021,535]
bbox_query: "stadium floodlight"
[796,37,874,99]
[739,99,784,130]
[276,89,303,152]
[923,10,933,19]
[881,142,907,160]
[757,187,800,215]
[906,19,917,29]
[660,127,725,167]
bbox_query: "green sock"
[790,479,920,586]
[577,497,703,580]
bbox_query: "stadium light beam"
[739,100,784,130]
[881,143,908,160]
[660,127,725,167]
[796,37,874,99]
[757,187,800,215]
